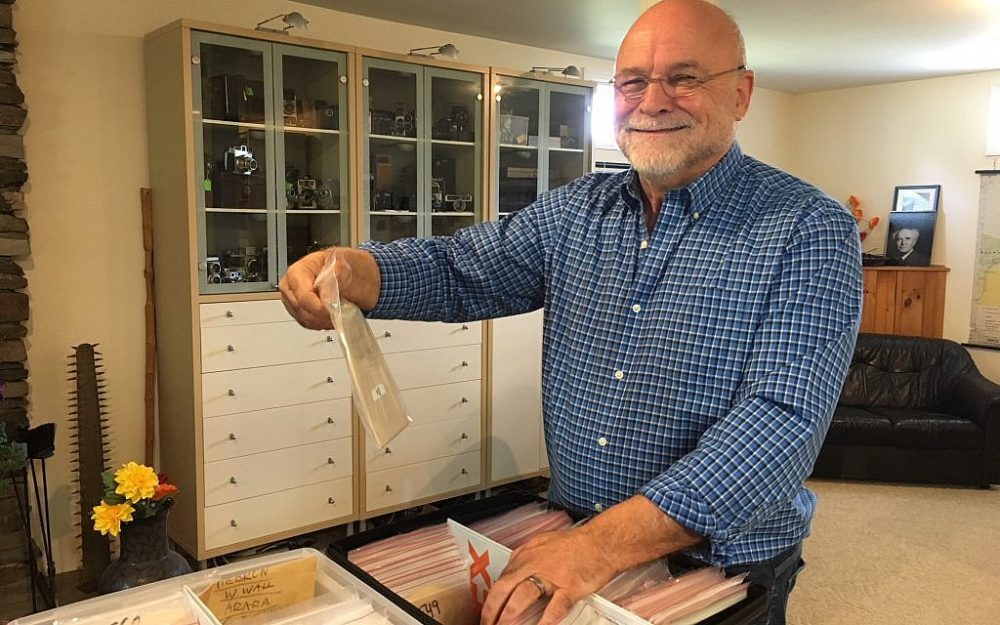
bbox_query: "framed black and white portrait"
[886,211,937,267]
[892,185,940,212]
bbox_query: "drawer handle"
[385,485,393,492]
[461,396,469,404]
[228,432,237,441]
[461,324,469,330]
[230,519,238,527]
[385,447,392,454]
[229,476,237,484]
[327,417,336,425]
[461,361,469,367]
[327,457,336,465]
[461,432,468,439]
[328,497,336,505]
[225,310,234,318]
[226,344,235,352]
[227,389,236,397]
[461,468,468,475]
[326,335,335,342]
[383,331,392,338]
[326,376,335,384]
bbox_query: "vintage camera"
[393,105,415,137]
[283,89,299,126]
[314,100,339,130]
[287,176,318,209]
[444,194,473,212]
[206,256,222,284]
[224,145,257,175]
[370,109,396,136]
[431,178,445,211]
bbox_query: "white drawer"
[200,300,290,327]
[386,345,482,390]
[402,380,481,425]
[202,358,350,417]
[366,415,481,472]
[201,322,338,372]
[203,399,351,462]
[365,451,481,513]
[204,477,352,551]
[369,320,481,354]
[204,438,352,506]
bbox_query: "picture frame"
[892,184,940,212]
[886,210,938,267]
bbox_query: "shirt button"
[639,240,649,249]
[594,503,604,512]
[631,304,641,313]
[692,211,701,220]
[598,437,608,447]
[614,370,624,380]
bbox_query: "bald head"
[618,0,746,73]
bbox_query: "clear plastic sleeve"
[314,251,411,449]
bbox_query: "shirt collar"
[618,142,745,217]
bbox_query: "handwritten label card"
[198,555,317,623]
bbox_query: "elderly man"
[280,2,862,624]
[889,227,929,266]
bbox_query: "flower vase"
[97,505,192,594]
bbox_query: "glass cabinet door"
[426,68,484,237]
[363,59,421,242]
[546,86,591,191]
[494,78,542,218]
[193,33,277,294]
[491,76,592,221]
[273,44,350,272]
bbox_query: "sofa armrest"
[943,371,1000,426]
[943,371,1000,484]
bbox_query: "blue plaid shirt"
[363,144,863,567]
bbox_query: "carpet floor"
[788,479,1000,625]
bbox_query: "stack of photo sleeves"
[348,504,748,625]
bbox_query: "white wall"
[15,0,793,572]
[788,71,1000,373]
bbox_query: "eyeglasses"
[611,65,747,100]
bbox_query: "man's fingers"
[536,590,575,625]
[496,578,547,625]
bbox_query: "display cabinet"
[359,52,488,242]
[488,70,594,485]
[191,31,352,294]
[144,21,359,560]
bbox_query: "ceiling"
[296,0,1000,93]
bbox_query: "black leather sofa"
[812,333,1000,488]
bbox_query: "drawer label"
[198,556,317,623]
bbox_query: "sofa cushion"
[873,408,984,450]
[826,407,893,446]
[838,334,976,410]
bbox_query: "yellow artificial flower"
[114,462,159,504]
[91,501,135,537]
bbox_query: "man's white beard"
[616,113,731,186]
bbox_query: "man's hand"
[480,496,703,625]
[278,247,381,330]
[480,525,617,625]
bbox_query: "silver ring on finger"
[526,574,548,596]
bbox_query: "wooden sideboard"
[861,266,949,338]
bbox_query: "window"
[591,82,618,150]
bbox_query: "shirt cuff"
[639,476,730,564]
[358,241,416,318]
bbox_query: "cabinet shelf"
[369,210,419,216]
[499,143,537,150]
[431,212,475,217]
[201,118,267,130]
[369,133,418,143]
[431,139,476,147]
[550,147,585,153]
[283,126,341,135]
[285,209,343,215]
[206,207,269,214]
